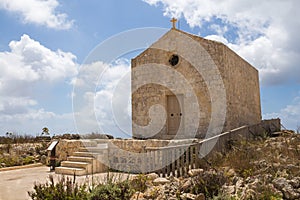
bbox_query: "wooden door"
[167,95,183,135]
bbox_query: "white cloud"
[143,0,300,85]
[0,97,37,114]
[0,34,78,133]
[264,95,300,130]
[0,109,76,135]
[0,34,77,84]
[72,59,131,137]
[0,0,73,29]
[205,35,228,44]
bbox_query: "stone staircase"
[55,142,108,176]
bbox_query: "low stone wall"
[55,140,84,162]
[54,138,199,162]
[111,138,199,153]
[53,119,281,168]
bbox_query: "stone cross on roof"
[170,18,177,29]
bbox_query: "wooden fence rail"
[145,143,201,177]
[144,119,281,177]
[105,119,280,177]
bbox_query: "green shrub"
[0,155,35,167]
[23,156,35,165]
[0,155,21,167]
[87,173,147,200]
[129,174,148,192]
[28,173,141,200]
[28,175,88,200]
[89,179,135,200]
[191,170,227,198]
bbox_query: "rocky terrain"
[131,130,300,200]
[0,141,49,168]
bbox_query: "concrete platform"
[0,166,134,200]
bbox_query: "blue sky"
[0,0,299,136]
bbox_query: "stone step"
[79,143,108,152]
[79,147,108,153]
[97,143,109,148]
[72,151,98,158]
[55,166,86,176]
[61,161,89,169]
[67,156,94,163]
[79,141,97,148]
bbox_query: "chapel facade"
[131,23,261,139]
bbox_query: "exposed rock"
[222,185,235,194]
[263,174,273,183]
[164,179,180,196]
[273,177,289,189]
[226,168,236,177]
[130,191,144,200]
[168,175,180,183]
[253,159,268,168]
[28,147,35,155]
[180,193,196,200]
[235,177,244,188]
[142,186,163,199]
[3,153,10,157]
[153,177,170,186]
[188,168,204,177]
[146,173,159,181]
[240,188,256,199]
[181,179,192,192]
[289,177,300,188]
[194,193,205,200]
[273,177,300,199]
[282,188,300,199]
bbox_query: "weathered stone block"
[132,29,261,139]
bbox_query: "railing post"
[171,148,175,176]
[185,146,189,175]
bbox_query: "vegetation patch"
[28,175,88,200]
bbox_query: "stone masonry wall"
[131,29,261,139]
[55,140,84,162]
[53,119,279,173]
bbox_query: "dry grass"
[207,131,300,178]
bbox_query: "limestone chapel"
[131,19,261,140]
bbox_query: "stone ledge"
[0,163,43,172]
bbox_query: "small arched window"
[169,54,179,66]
